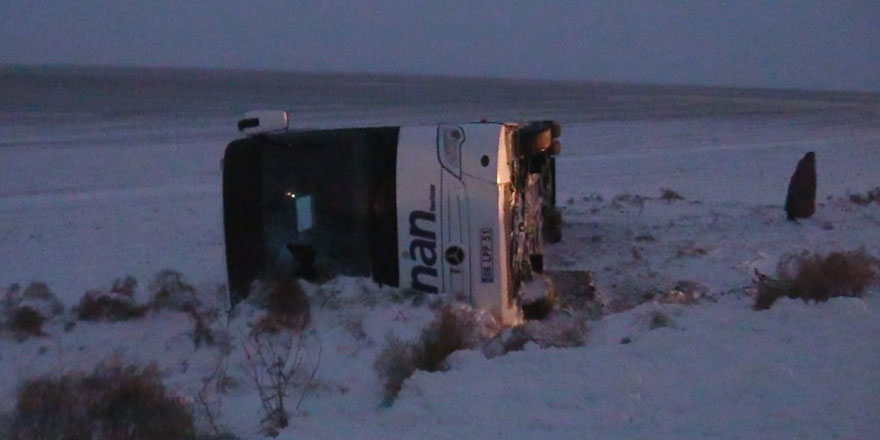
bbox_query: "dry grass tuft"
[373,335,414,406]
[754,249,879,310]
[412,307,476,372]
[110,276,138,297]
[149,270,199,312]
[252,278,311,333]
[849,187,880,206]
[10,306,46,339]
[8,363,196,440]
[646,310,672,330]
[22,282,54,301]
[611,193,646,210]
[76,290,147,322]
[660,188,685,201]
[2,281,65,340]
[374,306,477,405]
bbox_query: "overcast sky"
[2,0,878,92]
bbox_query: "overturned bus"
[222,111,561,326]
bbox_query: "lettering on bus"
[409,185,438,293]
[480,228,494,283]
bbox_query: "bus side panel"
[396,127,444,295]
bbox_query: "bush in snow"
[74,276,148,322]
[644,310,673,330]
[110,275,138,297]
[2,282,64,317]
[188,307,220,349]
[659,187,684,201]
[374,306,478,404]
[2,282,64,340]
[849,187,880,206]
[754,249,879,310]
[148,270,200,312]
[374,335,415,405]
[412,306,478,372]
[75,281,149,324]
[76,290,148,322]
[611,193,646,210]
[9,306,46,339]
[244,328,320,436]
[8,362,197,440]
[251,278,311,333]
[242,278,316,436]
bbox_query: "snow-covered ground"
[1,84,879,438]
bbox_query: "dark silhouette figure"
[287,243,318,281]
[785,152,817,221]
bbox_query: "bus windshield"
[223,127,400,303]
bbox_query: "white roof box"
[237,110,289,135]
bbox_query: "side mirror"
[237,110,289,135]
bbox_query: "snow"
[396,295,880,440]
[2,86,880,439]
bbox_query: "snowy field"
[1,69,880,439]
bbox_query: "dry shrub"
[676,242,708,258]
[374,306,477,404]
[611,193,646,210]
[10,306,46,339]
[243,279,316,435]
[9,376,89,439]
[22,282,53,301]
[754,249,879,310]
[373,336,414,405]
[76,290,147,322]
[645,310,672,330]
[3,282,64,319]
[1,284,18,314]
[2,282,63,341]
[8,363,196,440]
[753,274,789,311]
[193,308,237,438]
[849,187,880,206]
[634,233,656,242]
[74,276,147,322]
[149,270,199,312]
[244,330,320,436]
[252,278,311,333]
[412,307,476,372]
[189,308,219,348]
[111,276,138,297]
[660,188,684,201]
[148,271,225,348]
